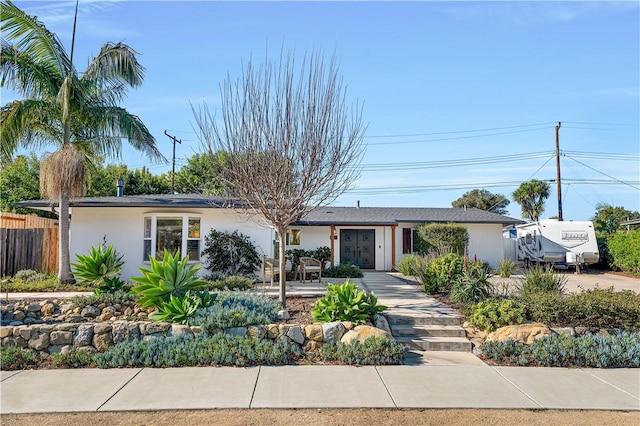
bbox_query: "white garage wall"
[464,223,505,268]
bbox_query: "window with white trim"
[286,229,301,246]
[143,215,201,261]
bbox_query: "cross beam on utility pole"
[165,131,182,193]
[555,121,563,221]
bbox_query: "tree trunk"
[276,226,287,308]
[57,187,75,284]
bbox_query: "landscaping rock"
[552,327,575,337]
[267,324,279,339]
[93,323,112,334]
[303,340,323,352]
[15,325,31,340]
[169,324,193,338]
[50,331,73,345]
[142,322,170,335]
[277,309,290,320]
[374,314,392,335]
[65,315,84,323]
[341,321,354,331]
[28,332,50,351]
[13,311,25,322]
[486,323,552,345]
[81,306,101,318]
[112,322,141,344]
[322,322,346,344]
[0,326,13,338]
[26,303,41,313]
[41,302,56,316]
[48,344,72,354]
[74,325,94,346]
[93,333,113,352]
[247,325,267,339]
[60,303,76,314]
[191,326,203,335]
[286,325,305,345]
[304,324,323,342]
[341,325,392,345]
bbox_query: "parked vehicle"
[506,219,599,269]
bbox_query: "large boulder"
[485,323,552,345]
[340,325,392,345]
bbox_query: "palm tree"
[512,179,551,222]
[1,1,165,282]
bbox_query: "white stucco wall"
[70,207,273,280]
[393,222,507,269]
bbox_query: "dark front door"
[340,229,375,269]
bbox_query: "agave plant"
[131,250,208,309]
[71,245,125,286]
[150,290,217,325]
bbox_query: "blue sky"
[4,0,639,220]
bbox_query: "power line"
[362,122,557,138]
[563,154,640,191]
[365,126,551,146]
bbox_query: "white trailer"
[510,219,599,268]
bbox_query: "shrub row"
[521,287,640,331]
[482,332,640,368]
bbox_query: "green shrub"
[520,287,640,330]
[0,346,37,370]
[322,263,364,278]
[204,275,254,291]
[608,230,640,276]
[95,334,302,368]
[397,254,420,276]
[468,298,526,332]
[71,244,125,286]
[190,292,281,330]
[450,262,494,304]
[482,332,640,368]
[518,266,567,296]
[201,230,261,279]
[519,290,564,325]
[417,223,469,256]
[312,246,332,267]
[498,259,517,278]
[416,253,464,294]
[71,290,139,309]
[51,349,96,368]
[560,288,640,330]
[1,275,89,292]
[131,250,208,309]
[311,281,386,324]
[13,269,49,283]
[319,336,405,365]
[151,290,217,325]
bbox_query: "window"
[402,228,421,254]
[143,215,201,261]
[286,229,301,246]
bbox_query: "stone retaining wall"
[0,297,394,355]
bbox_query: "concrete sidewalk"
[2,365,639,413]
[2,272,639,414]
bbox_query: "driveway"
[562,271,639,293]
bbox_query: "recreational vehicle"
[508,219,599,269]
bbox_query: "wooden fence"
[1,212,59,276]
[1,212,58,229]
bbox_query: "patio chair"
[263,258,291,288]
[297,257,322,284]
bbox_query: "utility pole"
[165,131,182,193]
[555,121,563,221]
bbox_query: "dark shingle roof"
[295,207,522,226]
[17,195,523,226]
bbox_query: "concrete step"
[391,324,467,338]
[396,336,472,352]
[386,313,462,326]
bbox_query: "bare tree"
[193,50,365,307]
